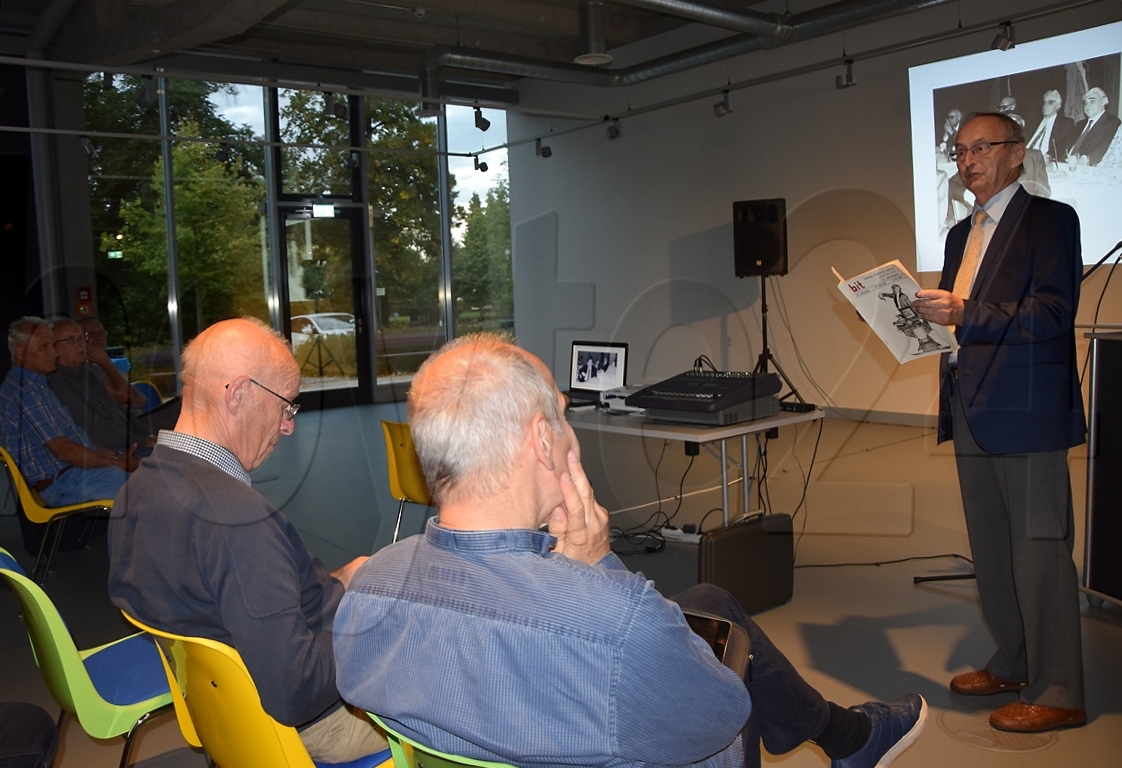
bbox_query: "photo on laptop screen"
[568,341,628,399]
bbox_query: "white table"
[566,407,824,525]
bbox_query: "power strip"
[661,528,701,544]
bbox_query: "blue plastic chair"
[132,380,163,413]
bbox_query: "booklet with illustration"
[832,259,957,364]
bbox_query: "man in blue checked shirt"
[1,317,135,509]
[335,334,926,768]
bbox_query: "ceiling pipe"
[614,0,792,39]
[419,0,954,113]
[575,0,613,66]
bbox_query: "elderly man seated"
[48,318,176,455]
[1,317,135,507]
[1,317,136,553]
[108,317,387,763]
[334,334,926,768]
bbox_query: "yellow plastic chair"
[381,421,434,542]
[0,445,113,582]
[0,548,172,768]
[368,713,515,768]
[121,612,392,768]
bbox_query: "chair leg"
[391,499,406,543]
[117,704,173,768]
[31,518,60,584]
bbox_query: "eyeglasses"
[54,335,86,346]
[949,140,1020,162]
[227,378,301,420]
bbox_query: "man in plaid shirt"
[1,317,135,509]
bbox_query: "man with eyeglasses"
[0,316,134,505]
[48,318,173,456]
[108,317,388,763]
[1025,90,1075,164]
[75,316,148,410]
[914,113,1086,734]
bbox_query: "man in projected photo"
[1025,90,1075,163]
[914,112,1086,734]
[1067,87,1121,166]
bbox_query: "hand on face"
[548,450,611,565]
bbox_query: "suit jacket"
[1069,111,1121,166]
[936,186,1085,454]
[1045,114,1076,162]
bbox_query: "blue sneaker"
[830,693,927,768]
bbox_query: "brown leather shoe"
[950,669,1027,695]
[989,702,1087,732]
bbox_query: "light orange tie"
[953,210,988,300]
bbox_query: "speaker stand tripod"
[752,275,808,406]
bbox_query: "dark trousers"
[676,584,829,768]
[951,380,1084,709]
[0,703,58,768]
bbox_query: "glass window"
[279,89,354,197]
[445,105,513,339]
[85,77,270,394]
[364,99,445,384]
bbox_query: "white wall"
[498,0,1120,556]
[506,0,1122,421]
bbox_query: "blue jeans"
[39,466,127,507]
[676,584,830,768]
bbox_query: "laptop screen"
[569,341,628,395]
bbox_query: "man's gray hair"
[7,316,48,358]
[408,334,563,505]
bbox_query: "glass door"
[283,207,371,404]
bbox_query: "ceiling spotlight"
[473,156,489,173]
[535,138,552,159]
[713,90,732,118]
[835,60,857,89]
[474,106,491,132]
[605,118,621,140]
[992,22,1015,51]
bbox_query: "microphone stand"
[1082,240,1122,282]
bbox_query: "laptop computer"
[564,340,628,406]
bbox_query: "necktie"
[1070,118,1095,157]
[952,210,988,300]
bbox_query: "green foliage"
[102,119,268,338]
[85,75,261,347]
[454,177,513,332]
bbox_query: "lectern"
[1084,332,1122,606]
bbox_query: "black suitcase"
[698,513,794,615]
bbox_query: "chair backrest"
[0,556,170,745]
[0,558,93,719]
[132,380,163,413]
[0,444,44,520]
[381,421,433,507]
[121,612,318,768]
[368,713,515,768]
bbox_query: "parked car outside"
[290,312,355,348]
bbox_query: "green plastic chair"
[122,611,393,768]
[0,547,173,768]
[368,713,516,768]
[0,444,113,582]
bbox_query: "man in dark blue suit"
[914,113,1086,734]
